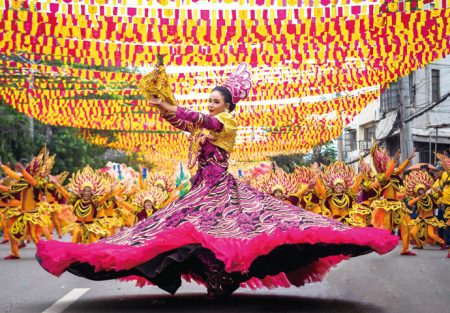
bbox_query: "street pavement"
[1,235,449,313]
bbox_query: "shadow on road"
[47,293,383,313]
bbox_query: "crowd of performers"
[1,144,449,259]
[246,144,450,259]
[0,146,183,259]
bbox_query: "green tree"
[0,100,146,174]
[270,141,337,172]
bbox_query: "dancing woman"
[37,62,397,297]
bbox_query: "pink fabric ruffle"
[37,223,397,289]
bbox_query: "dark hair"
[212,86,235,112]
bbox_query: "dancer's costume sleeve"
[164,107,224,133]
[351,174,364,195]
[396,158,411,175]
[0,164,21,181]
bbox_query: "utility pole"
[399,75,412,162]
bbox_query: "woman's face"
[334,184,344,194]
[82,187,92,200]
[144,200,153,210]
[273,190,284,200]
[208,90,229,116]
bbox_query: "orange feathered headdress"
[258,168,296,196]
[323,161,356,190]
[404,170,433,197]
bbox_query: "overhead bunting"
[0,0,449,162]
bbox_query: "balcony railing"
[359,140,372,151]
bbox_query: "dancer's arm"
[114,196,135,212]
[397,149,415,175]
[315,177,327,199]
[0,164,21,181]
[16,164,39,187]
[351,174,364,195]
[51,180,71,200]
[154,99,224,133]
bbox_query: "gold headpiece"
[132,187,165,209]
[138,54,177,107]
[69,166,106,196]
[414,184,426,193]
[271,184,286,194]
[146,172,175,192]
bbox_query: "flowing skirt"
[37,172,397,294]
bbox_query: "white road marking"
[42,288,90,313]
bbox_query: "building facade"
[341,54,450,165]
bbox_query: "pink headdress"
[222,63,252,104]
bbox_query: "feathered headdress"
[323,161,355,190]
[25,146,56,178]
[100,172,119,194]
[146,172,175,192]
[291,165,316,190]
[404,170,433,197]
[69,166,106,196]
[138,54,177,107]
[358,158,375,179]
[435,152,450,173]
[258,168,296,195]
[370,143,391,174]
[132,187,166,209]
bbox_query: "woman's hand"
[149,96,177,115]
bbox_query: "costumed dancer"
[317,161,363,226]
[52,166,109,243]
[0,177,15,244]
[145,172,176,209]
[290,164,326,215]
[96,173,122,237]
[38,172,71,239]
[370,144,416,256]
[404,170,446,251]
[37,60,397,297]
[351,158,380,227]
[0,147,55,259]
[257,168,297,204]
[115,187,166,223]
[434,153,450,258]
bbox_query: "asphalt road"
[1,235,449,313]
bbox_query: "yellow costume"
[53,166,110,243]
[291,165,325,215]
[370,144,414,255]
[405,171,445,250]
[318,161,363,226]
[434,153,450,258]
[1,147,55,259]
[351,159,380,227]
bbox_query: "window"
[380,81,400,112]
[364,125,376,141]
[344,129,357,152]
[432,69,440,102]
